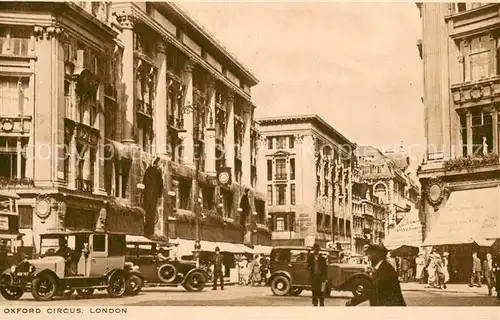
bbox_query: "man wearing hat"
[212,247,224,290]
[307,243,327,306]
[346,244,406,307]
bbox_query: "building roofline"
[163,2,259,86]
[257,114,356,148]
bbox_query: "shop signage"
[0,216,9,231]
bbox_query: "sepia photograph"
[0,0,499,314]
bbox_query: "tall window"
[275,159,287,180]
[276,136,286,149]
[267,185,273,205]
[468,35,492,81]
[0,138,26,179]
[276,184,287,205]
[0,77,27,115]
[276,216,285,232]
[267,137,273,149]
[460,113,468,157]
[290,184,296,205]
[288,136,295,149]
[290,158,295,180]
[471,109,493,154]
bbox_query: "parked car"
[268,246,372,298]
[125,235,209,292]
[0,231,144,301]
[0,191,25,273]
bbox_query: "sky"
[179,2,424,176]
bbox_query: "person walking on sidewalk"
[259,254,268,286]
[495,250,500,300]
[469,252,482,288]
[307,243,327,307]
[440,252,450,289]
[212,247,224,290]
[482,253,496,296]
[346,244,406,307]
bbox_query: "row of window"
[267,184,296,206]
[267,135,295,150]
[267,158,295,181]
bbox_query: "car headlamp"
[10,265,16,273]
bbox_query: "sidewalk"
[401,282,493,295]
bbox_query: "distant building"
[258,115,356,250]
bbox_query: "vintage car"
[0,231,144,301]
[125,235,209,292]
[0,191,25,273]
[268,246,372,298]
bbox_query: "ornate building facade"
[353,145,419,254]
[258,115,356,250]
[0,2,269,255]
[417,3,500,281]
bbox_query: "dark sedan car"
[125,236,208,292]
[268,246,372,297]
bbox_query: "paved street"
[1,284,499,306]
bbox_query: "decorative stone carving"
[34,195,56,221]
[423,177,449,209]
[470,85,483,101]
[113,11,137,29]
[96,208,107,231]
[156,41,167,54]
[227,91,235,103]
[184,60,195,73]
[33,25,65,40]
[294,134,303,144]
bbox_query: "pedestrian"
[415,252,425,283]
[482,253,495,296]
[386,252,397,271]
[212,247,224,290]
[469,252,482,288]
[307,243,327,307]
[494,250,500,300]
[346,244,406,306]
[425,250,439,288]
[259,254,268,285]
[239,256,249,285]
[401,257,410,282]
[440,252,450,289]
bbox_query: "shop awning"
[384,210,423,250]
[422,187,498,247]
[482,209,500,240]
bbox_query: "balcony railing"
[167,115,185,131]
[76,178,93,193]
[136,100,153,117]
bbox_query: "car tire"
[125,274,144,295]
[31,274,58,301]
[183,271,206,292]
[270,275,291,296]
[76,288,94,298]
[107,273,127,298]
[289,288,303,296]
[157,263,177,283]
[0,287,23,300]
[351,277,372,298]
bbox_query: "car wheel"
[351,277,372,298]
[289,288,303,296]
[31,274,58,301]
[183,271,206,292]
[270,275,291,296]
[125,274,143,295]
[76,288,94,298]
[0,287,23,300]
[107,273,127,298]
[157,263,177,283]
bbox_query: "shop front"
[0,191,23,270]
[422,187,497,282]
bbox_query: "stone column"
[466,110,473,156]
[492,108,498,154]
[225,92,235,180]
[115,13,136,144]
[347,169,354,250]
[205,78,217,177]
[155,40,168,156]
[257,135,268,194]
[241,103,252,187]
[180,60,194,167]
[96,82,106,194]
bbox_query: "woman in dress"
[440,252,450,289]
[415,252,425,283]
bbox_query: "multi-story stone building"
[0,2,269,256]
[258,115,356,250]
[354,145,420,252]
[416,2,500,281]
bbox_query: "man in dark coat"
[307,243,327,306]
[346,244,406,307]
[259,253,268,285]
[142,157,164,235]
[212,247,224,290]
[495,250,500,300]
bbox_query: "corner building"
[0,2,269,257]
[258,115,356,250]
[417,2,500,282]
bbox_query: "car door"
[89,234,107,276]
[289,249,310,286]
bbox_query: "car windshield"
[40,234,90,257]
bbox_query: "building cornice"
[257,115,356,149]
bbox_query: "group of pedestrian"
[424,249,450,289]
[236,253,269,286]
[385,252,418,283]
[470,252,499,298]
